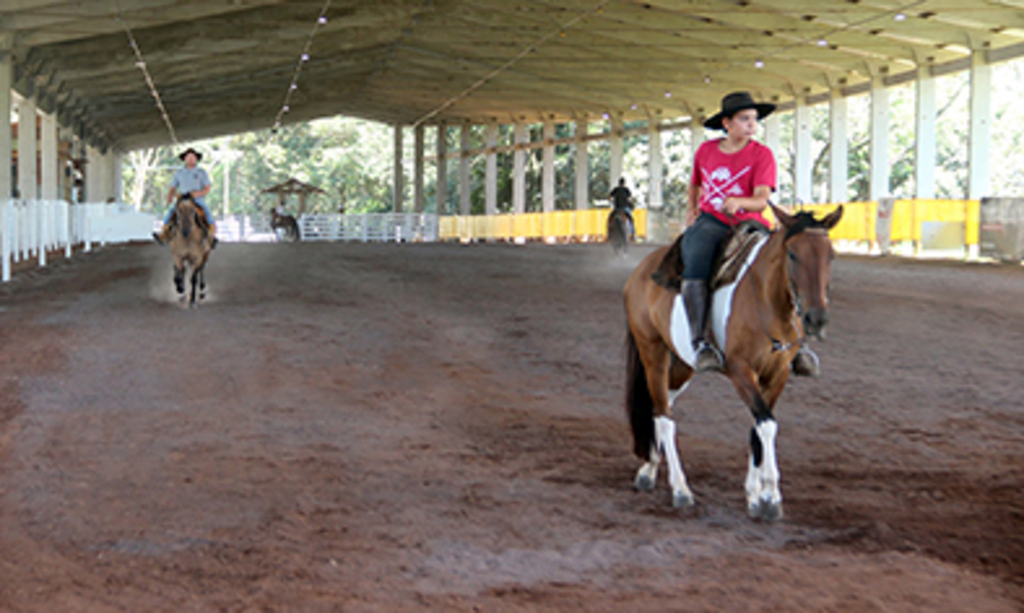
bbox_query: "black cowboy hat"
[178,147,203,162]
[703,91,776,130]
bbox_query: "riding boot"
[682,280,724,372]
[791,345,821,377]
[207,223,218,249]
[153,223,173,245]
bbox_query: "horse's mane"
[784,211,830,239]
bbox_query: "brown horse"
[623,203,843,520]
[168,195,213,307]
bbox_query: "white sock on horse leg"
[655,416,694,507]
[745,419,782,516]
[635,443,661,490]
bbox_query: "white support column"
[869,77,890,201]
[40,113,58,200]
[968,52,991,200]
[1,52,10,282]
[829,89,849,203]
[763,113,780,159]
[435,123,447,215]
[414,124,425,213]
[0,52,11,204]
[512,122,527,215]
[542,120,555,214]
[86,144,101,202]
[794,97,812,204]
[459,123,471,215]
[609,114,624,188]
[648,122,663,209]
[393,125,404,213]
[574,117,588,210]
[112,152,122,203]
[915,68,937,199]
[484,123,498,216]
[17,96,38,201]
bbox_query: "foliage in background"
[123,58,1024,219]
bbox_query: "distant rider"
[609,178,635,240]
[154,147,217,248]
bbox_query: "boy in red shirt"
[682,92,777,373]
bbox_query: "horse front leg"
[189,268,199,307]
[726,358,783,521]
[173,266,185,295]
[197,265,207,301]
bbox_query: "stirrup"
[153,231,165,246]
[694,341,724,373]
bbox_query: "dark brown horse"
[271,210,301,242]
[607,209,630,256]
[623,203,842,520]
[168,195,213,307]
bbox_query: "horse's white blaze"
[745,419,782,511]
[668,236,769,365]
[655,416,692,502]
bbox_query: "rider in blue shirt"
[154,147,216,247]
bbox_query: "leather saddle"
[651,220,769,292]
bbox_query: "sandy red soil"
[0,241,1022,612]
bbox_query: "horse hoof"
[634,474,655,492]
[749,500,784,521]
[673,491,694,508]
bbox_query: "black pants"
[681,213,731,281]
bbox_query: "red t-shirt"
[691,138,776,227]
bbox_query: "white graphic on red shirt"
[701,166,751,211]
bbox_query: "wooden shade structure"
[258,178,326,216]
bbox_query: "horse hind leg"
[634,380,690,493]
[634,444,661,492]
[655,415,694,508]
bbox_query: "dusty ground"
[0,240,1022,612]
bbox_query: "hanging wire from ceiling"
[114,7,178,145]
[272,0,333,135]
[411,0,613,128]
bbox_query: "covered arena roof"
[5,0,1024,151]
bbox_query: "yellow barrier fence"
[796,199,979,246]
[439,208,648,242]
[439,201,977,247]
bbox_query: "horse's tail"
[625,330,655,459]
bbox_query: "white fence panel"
[297,213,438,243]
[2,199,159,283]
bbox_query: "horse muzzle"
[803,308,829,340]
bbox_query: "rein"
[759,234,805,354]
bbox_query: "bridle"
[763,229,828,354]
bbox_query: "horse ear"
[821,205,844,230]
[769,202,794,228]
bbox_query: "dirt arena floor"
[0,240,1022,612]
